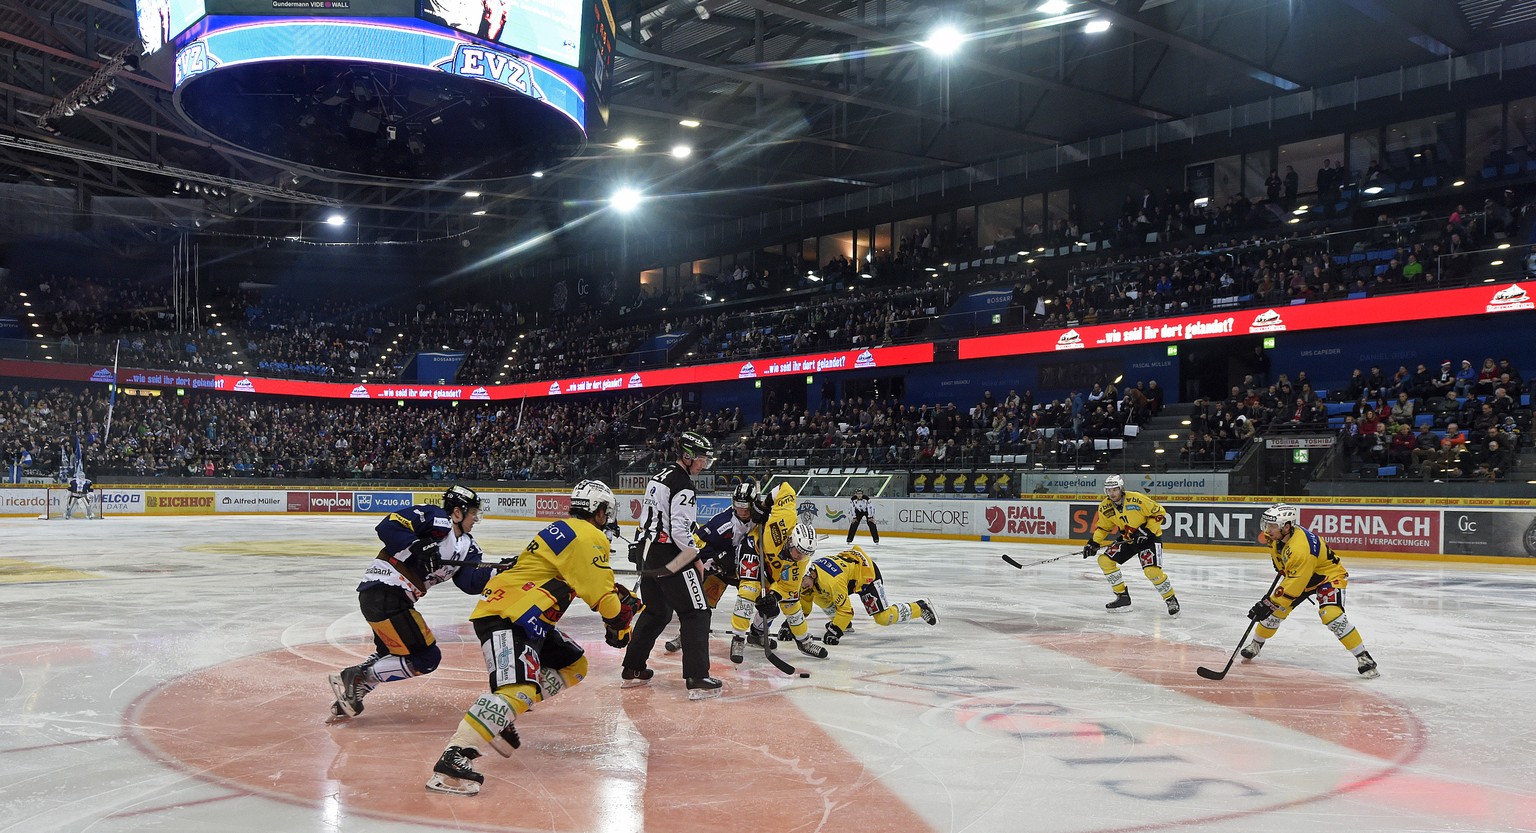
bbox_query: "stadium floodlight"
[616,136,641,151]
[679,118,701,128]
[325,214,345,225]
[463,190,481,197]
[1039,0,1070,13]
[1083,19,1111,33]
[531,171,545,178]
[611,187,643,212]
[671,144,692,159]
[924,25,965,56]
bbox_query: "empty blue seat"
[1481,166,1498,179]
[1347,291,1367,299]
[1349,252,1367,263]
[1377,465,1399,477]
[1224,450,1241,461]
[1415,414,1434,427]
[1422,176,1439,188]
[1326,402,1353,416]
[1373,264,1389,275]
[1504,162,1521,176]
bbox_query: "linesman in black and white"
[620,431,723,699]
[65,469,96,520]
[845,488,879,544]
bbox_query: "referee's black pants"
[623,541,713,679]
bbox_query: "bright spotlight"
[671,144,692,159]
[679,118,701,128]
[925,25,965,56]
[325,214,345,226]
[611,187,643,212]
[616,136,641,151]
[1039,0,1069,13]
[463,190,481,198]
[531,171,545,178]
[1084,19,1111,33]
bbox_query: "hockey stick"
[1000,552,1076,569]
[1196,573,1284,681]
[762,624,799,675]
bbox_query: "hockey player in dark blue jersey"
[328,484,496,722]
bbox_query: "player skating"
[426,480,641,796]
[1081,474,1180,615]
[792,544,935,645]
[732,505,825,663]
[1242,503,1380,678]
[328,485,494,721]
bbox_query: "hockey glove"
[1081,541,1100,559]
[823,623,844,646]
[1246,598,1279,623]
[409,538,443,571]
[755,590,783,621]
[604,585,643,649]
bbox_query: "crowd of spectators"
[0,385,738,482]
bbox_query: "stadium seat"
[1415,414,1434,427]
[1481,166,1497,180]
[1376,465,1399,477]
[1504,162,1521,176]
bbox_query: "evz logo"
[174,42,218,86]
[435,45,538,98]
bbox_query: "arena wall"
[4,485,1532,563]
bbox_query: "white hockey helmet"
[1261,503,1300,531]
[790,520,818,557]
[570,479,615,518]
[1104,474,1125,495]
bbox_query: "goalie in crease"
[1081,474,1181,616]
[427,479,642,796]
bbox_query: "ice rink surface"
[1,514,1534,833]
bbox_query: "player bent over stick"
[793,544,936,645]
[1081,474,1181,615]
[427,480,642,795]
[329,485,494,721]
[728,482,825,662]
[1243,503,1379,678]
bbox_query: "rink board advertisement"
[5,486,1532,559]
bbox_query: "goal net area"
[42,488,107,520]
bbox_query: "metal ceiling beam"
[1077,0,1304,91]
[1334,0,1459,55]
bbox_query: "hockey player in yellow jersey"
[1081,474,1180,615]
[1242,503,1379,678]
[795,545,936,645]
[729,482,825,662]
[426,479,641,796]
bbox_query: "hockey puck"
[798,672,811,678]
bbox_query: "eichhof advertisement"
[214,491,286,513]
[145,491,217,515]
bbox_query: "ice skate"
[729,635,745,664]
[795,638,828,659]
[1164,595,1180,617]
[1240,640,1263,660]
[916,599,938,625]
[1105,592,1132,611]
[686,676,723,700]
[327,664,367,719]
[664,637,682,653]
[1356,650,1380,679]
[426,746,484,796]
[620,666,654,688]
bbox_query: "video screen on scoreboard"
[421,0,582,67]
[205,1,417,17]
[135,0,205,54]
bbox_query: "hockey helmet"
[679,431,713,461]
[732,479,759,512]
[1261,503,1299,533]
[570,479,615,519]
[1103,474,1125,494]
[790,520,818,558]
[442,484,482,515]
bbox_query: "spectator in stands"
[1265,170,1282,202]
[1389,392,1415,423]
[1477,439,1513,481]
[1283,166,1299,203]
[1455,360,1478,397]
[1386,423,1417,469]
